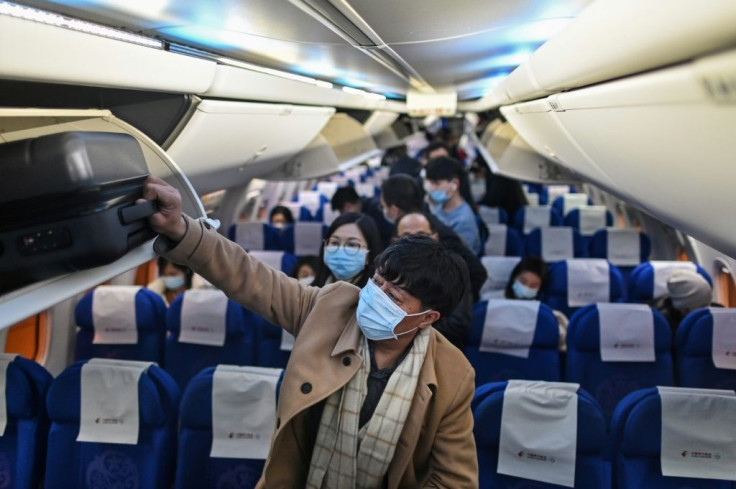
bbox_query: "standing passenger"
[142,176,479,488]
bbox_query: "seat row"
[75,286,293,389]
[0,354,282,489]
[466,301,736,423]
[472,380,736,488]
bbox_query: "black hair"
[269,205,295,225]
[380,175,423,213]
[374,235,465,317]
[291,255,321,279]
[504,256,547,299]
[312,212,384,288]
[425,156,464,183]
[394,211,436,237]
[331,186,362,212]
[157,257,193,288]
[424,141,451,159]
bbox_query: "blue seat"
[523,227,587,262]
[281,201,314,222]
[588,229,651,300]
[465,300,560,386]
[564,207,614,247]
[174,366,283,489]
[45,360,180,489]
[543,259,625,317]
[483,224,523,257]
[75,286,167,364]
[551,194,593,218]
[611,387,736,489]
[248,250,298,276]
[512,205,563,236]
[675,308,736,390]
[165,290,258,389]
[524,183,549,205]
[228,222,282,251]
[566,304,673,422]
[473,381,608,489]
[628,261,712,303]
[478,205,509,226]
[252,314,292,369]
[0,355,52,489]
[280,222,328,257]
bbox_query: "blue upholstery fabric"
[478,205,509,225]
[473,381,608,489]
[563,208,614,249]
[676,309,736,390]
[523,227,587,261]
[280,224,329,257]
[75,287,167,364]
[0,356,52,489]
[249,251,298,276]
[483,225,522,257]
[551,195,594,218]
[464,301,561,386]
[174,367,283,489]
[611,388,735,489]
[45,360,180,489]
[588,229,651,301]
[252,313,291,369]
[165,294,258,389]
[227,223,283,251]
[542,260,625,317]
[565,305,674,423]
[627,261,712,303]
[524,183,549,205]
[511,206,563,236]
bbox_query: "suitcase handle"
[119,201,158,225]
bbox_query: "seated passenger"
[147,257,192,304]
[330,186,363,214]
[395,212,472,350]
[312,212,384,288]
[291,255,320,285]
[504,256,569,351]
[268,205,294,229]
[142,175,478,488]
[653,270,716,336]
[425,157,481,256]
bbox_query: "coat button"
[342,356,351,366]
[203,221,212,230]
[301,382,312,394]
[276,417,281,429]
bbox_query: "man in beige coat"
[143,176,478,488]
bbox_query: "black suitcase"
[0,131,157,293]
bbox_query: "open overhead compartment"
[166,100,335,194]
[0,108,205,329]
[501,48,736,258]
[474,119,579,185]
[263,113,381,180]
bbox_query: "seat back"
[252,313,292,369]
[523,227,587,262]
[165,290,257,389]
[543,259,624,317]
[0,355,52,489]
[512,205,563,236]
[280,222,328,257]
[75,286,167,363]
[228,222,282,251]
[588,228,651,299]
[564,206,614,245]
[479,256,522,300]
[552,193,593,218]
[248,250,298,277]
[465,300,560,385]
[473,381,608,488]
[676,308,736,390]
[611,387,736,489]
[174,366,283,489]
[628,261,712,303]
[45,360,180,489]
[566,304,674,422]
[483,224,522,257]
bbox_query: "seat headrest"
[75,286,166,332]
[167,290,249,337]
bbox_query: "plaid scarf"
[306,328,430,489]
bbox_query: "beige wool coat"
[157,216,479,488]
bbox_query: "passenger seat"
[542,259,624,317]
[676,308,736,390]
[628,261,712,304]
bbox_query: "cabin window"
[5,312,49,362]
[717,266,736,308]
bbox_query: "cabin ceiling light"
[341,86,386,101]
[0,1,163,49]
[214,56,334,89]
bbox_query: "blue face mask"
[163,276,186,290]
[429,188,451,204]
[357,279,430,341]
[323,247,368,280]
[512,280,539,299]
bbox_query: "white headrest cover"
[250,251,285,272]
[484,224,508,256]
[651,261,697,299]
[597,303,655,362]
[606,229,641,266]
[540,227,574,262]
[295,222,323,256]
[235,222,265,252]
[92,286,141,345]
[578,206,607,236]
[566,259,610,307]
[178,289,229,347]
[524,206,551,234]
[711,309,736,370]
[480,256,521,300]
[480,300,540,358]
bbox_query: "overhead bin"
[475,120,579,185]
[263,113,380,180]
[501,48,736,258]
[363,111,400,136]
[166,101,335,194]
[0,108,205,330]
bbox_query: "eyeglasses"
[324,238,368,256]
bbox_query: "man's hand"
[140,175,187,241]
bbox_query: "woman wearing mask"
[291,255,321,286]
[148,257,192,304]
[269,205,295,229]
[312,212,383,288]
[504,256,568,351]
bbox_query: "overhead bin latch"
[546,94,565,112]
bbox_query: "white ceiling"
[15,0,593,100]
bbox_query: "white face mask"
[512,280,539,299]
[163,275,186,290]
[357,279,430,341]
[298,276,315,286]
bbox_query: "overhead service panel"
[264,113,380,180]
[407,90,457,117]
